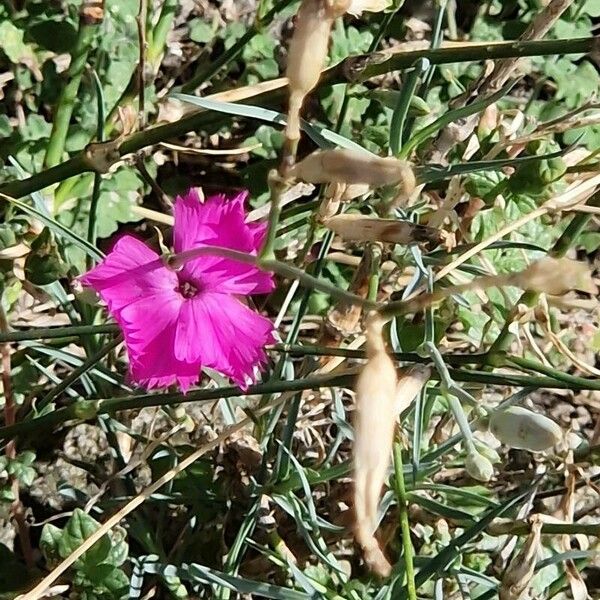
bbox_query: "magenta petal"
[80,235,177,313]
[172,190,274,295]
[246,220,268,252]
[116,293,200,393]
[176,292,274,388]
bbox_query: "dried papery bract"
[347,0,390,16]
[324,214,442,246]
[353,315,397,577]
[290,149,416,194]
[489,406,562,452]
[500,516,543,600]
[326,182,372,202]
[395,365,431,418]
[352,322,430,577]
[285,0,349,142]
[515,257,597,296]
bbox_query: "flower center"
[178,280,199,299]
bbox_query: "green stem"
[147,0,177,67]
[44,11,100,169]
[398,80,516,159]
[258,172,286,262]
[393,443,418,600]
[390,58,429,155]
[444,392,476,454]
[37,336,123,412]
[5,357,600,442]
[487,520,600,537]
[86,71,105,270]
[167,244,376,310]
[0,371,355,446]
[3,37,596,198]
[347,37,596,84]
[104,0,177,134]
[0,324,118,343]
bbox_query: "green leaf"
[189,19,215,44]
[0,21,37,65]
[581,0,600,16]
[58,509,112,567]
[24,227,68,286]
[108,526,129,567]
[172,93,373,154]
[40,523,63,564]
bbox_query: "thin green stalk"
[104,0,177,132]
[370,2,406,52]
[390,58,429,155]
[44,8,101,168]
[418,0,447,95]
[168,244,376,310]
[393,443,418,600]
[180,0,296,93]
[6,360,600,443]
[0,324,117,343]
[500,355,600,391]
[86,71,105,269]
[0,371,356,442]
[487,520,600,537]
[2,37,595,199]
[146,0,177,68]
[37,336,123,411]
[258,172,286,262]
[398,80,516,158]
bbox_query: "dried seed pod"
[500,516,543,600]
[489,406,562,452]
[464,450,494,482]
[285,0,349,140]
[395,365,431,416]
[515,257,597,296]
[324,214,441,245]
[324,182,372,202]
[353,315,397,577]
[347,0,390,16]
[290,149,416,193]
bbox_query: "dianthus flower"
[80,189,275,392]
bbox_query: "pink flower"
[81,189,275,392]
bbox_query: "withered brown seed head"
[289,149,416,192]
[285,0,349,140]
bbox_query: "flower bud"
[285,0,350,140]
[500,516,543,600]
[324,214,441,245]
[473,440,501,465]
[464,450,494,482]
[290,149,416,192]
[489,406,562,452]
[515,257,597,296]
[353,315,397,577]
